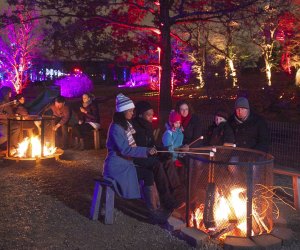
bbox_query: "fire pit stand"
[5,115,63,162]
[184,146,274,238]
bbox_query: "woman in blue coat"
[103,93,168,223]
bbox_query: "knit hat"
[235,97,250,109]
[116,93,135,112]
[135,101,153,116]
[169,110,181,124]
[215,109,229,120]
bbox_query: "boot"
[143,185,171,224]
[78,138,85,151]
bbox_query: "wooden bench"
[90,177,115,224]
[273,167,300,210]
[68,126,101,150]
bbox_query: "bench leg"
[293,176,300,210]
[104,186,115,224]
[90,182,103,220]
[94,130,100,150]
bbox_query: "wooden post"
[293,176,300,210]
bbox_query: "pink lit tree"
[0,5,41,93]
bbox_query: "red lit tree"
[6,0,272,123]
[0,5,41,93]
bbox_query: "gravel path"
[0,149,192,250]
[0,149,299,250]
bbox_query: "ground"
[0,149,300,250]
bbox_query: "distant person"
[14,93,29,117]
[72,93,100,150]
[103,93,169,223]
[204,109,235,146]
[42,96,71,149]
[228,97,269,152]
[0,87,19,148]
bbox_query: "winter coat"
[132,117,155,148]
[182,114,203,147]
[46,104,71,126]
[228,112,270,153]
[79,101,100,124]
[162,124,184,160]
[103,123,148,199]
[14,104,29,117]
[204,121,235,146]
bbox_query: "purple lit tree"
[0,4,41,93]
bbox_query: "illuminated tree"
[242,0,292,86]
[6,0,273,124]
[0,5,41,93]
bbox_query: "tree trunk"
[159,0,172,128]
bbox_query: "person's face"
[179,104,189,118]
[141,109,154,123]
[55,101,64,109]
[124,108,134,120]
[235,108,249,120]
[215,116,223,126]
[82,94,90,103]
[173,121,181,129]
[19,97,25,104]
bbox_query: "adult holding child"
[103,94,169,223]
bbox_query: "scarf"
[181,113,192,129]
[125,121,137,147]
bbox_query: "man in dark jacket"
[43,96,70,149]
[228,97,269,153]
[132,101,185,211]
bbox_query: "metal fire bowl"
[4,148,64,162]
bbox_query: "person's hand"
[78,120,83,125]
[180,144,189,152]
[80,107,87,114]
[53,124,60,131]
[148,147,157,156]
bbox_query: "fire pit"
[5,115,63,161]
[184,146,274,240]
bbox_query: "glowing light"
[296,68,300,87]
[12,136,56,158]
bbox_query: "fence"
[198,115,300,169]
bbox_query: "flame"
[13,136,56,158]
[190,186,273,239]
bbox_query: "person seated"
[72,93,100,150]
[162,110,184,162]
[0,86,20,148]
[103,93,170,224]
[132,101,185,211]
[14,94,41,135]
[204,109,235,146]
[42,96,70,150]
[14,94,29,117]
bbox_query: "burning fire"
[12,136,56,158]
[190,186,273,239]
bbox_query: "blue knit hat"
[235,97,250,109]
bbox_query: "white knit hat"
[116,93,135,112]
